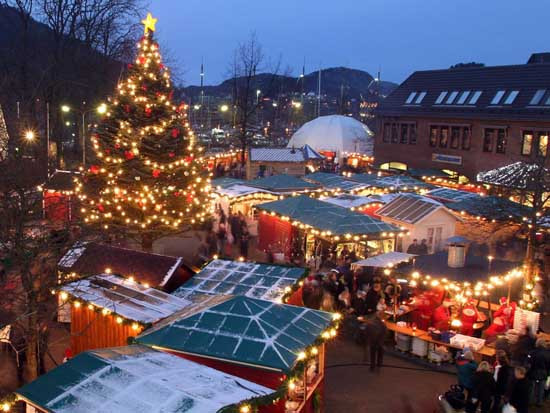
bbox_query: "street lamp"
[220,104,229,112]
[24,130,35,141]
[61,103,107,166]
[256,89,261,104]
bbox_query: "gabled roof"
[136,296,333,372]
[256,195,400,236]
[374,175,435,190]
[211,177,246,189]
[214,184,276,199]
[249,145,324,163]
[16,345,271,413]
[378,61,550,121]
[320,194,375,209]
[248,174,320,192]
[61,274,191,324]
[446,195,532,221]
[58,242,185,288]
[348,173,381,186]
[477,161,550,191]
[304,172,367,191]
[426,187,481,203]
[376,194,456,225]
[172,259,306,304]
[43,169,79,192]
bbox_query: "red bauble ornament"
[114,143,121,149]
[141,85,148,91]
[124,105,130,113]
[124,151,134,160]
[97,204,105,212]
[138,56,146,65]
[105,149,110,154]
[184,156,194,163]
[127,63,133,69]
[171,128,179,138]
[169,152,175,158]
[159,63,165,70]
[186,194,193,203]
[152,169,161,178]
[89,165,99,174]
[145,107,152,117]
[173,191,180,197]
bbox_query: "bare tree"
[227,33,281,165]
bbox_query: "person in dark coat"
[492,352,513,413]
[239,227,250,259]
[456,350,478,396]
[418,239,429,255]
[512,327,536,366]
[229,212,242,247]
[362,312,387,371]
[407,239,419,254]
[364,280,383,316]
[468,361,495,413]
[351,290,367,316]
[528,338,550,406]
[507,366,530,413]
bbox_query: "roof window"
[456,91,471,105]
[529,89,546,105]
[415,91,427,104]
[435,91,448,104]
[446,91,459,104]
[468,91,482,104]
[503,90,519,105]
[490,90,506,105]
[405,92,417,104]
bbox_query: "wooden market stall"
[15,345,273,413]
[136,295,339,413]
[255,195,402,262]
[303,172,369,194]
[58,274,191,355]
[41,169,78,223]
[320,193,397,217]
[247,145,324,180]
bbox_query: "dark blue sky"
[151,0,549,86]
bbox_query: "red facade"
[43,191,72,222]
[258,213,293,257]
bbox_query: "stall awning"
[304,172,367,191]
[426,187,481,203]
[352,252,416,268]
[256,195,400,237]
[446,195,532,221]
[248,174,320,193]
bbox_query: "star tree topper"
[141,12,157,34]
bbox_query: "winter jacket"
[470,371,495,402]
[528,347,550,381]
[508,377,530,413]
[495,363,513,396]
[456,359,478,390]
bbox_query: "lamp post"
[61,103,107,166]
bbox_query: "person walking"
[239,226,250,259]
[216,220,227,256]
[507,366,530,413]
[456,350,478,398]
[492,352,513,413]
[528,338,550,407]
[363,312,387,372]
[468,361,495,413]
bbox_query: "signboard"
[513,307,540,334]
[432,153,462,165]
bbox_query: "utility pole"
[317,67,322,118]
[46,102,50,174]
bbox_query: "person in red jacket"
[460,300,480,336]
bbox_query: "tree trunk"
[23,312,39,382]
[141,232,153,252]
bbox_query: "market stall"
[255,195,402,263]
[41,169,78,223]
[136,295,340,413]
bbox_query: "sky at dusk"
[150,0,550,87]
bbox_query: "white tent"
[352,252,416,269]
[288,115,374,157]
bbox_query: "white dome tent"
[287,115,374,162]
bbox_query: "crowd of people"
[453,331,550,413]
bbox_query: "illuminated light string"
[75,19,213,233]
[224,313,341,413]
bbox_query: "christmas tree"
[76,13,212,242]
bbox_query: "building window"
[435,92,448,105]
[456,91,470,105]
[383,123,391,142]
[490,90,506,105]
[446,91,459,104]
[400,124,408,143]
[409,124,417,144]
[405,92,417,104]
[391,124,398,143]
[468,91,482,105]
[483,128,494,152]
[522,131,533,156]
[504,91,519,105]
[538,132,548,157]
[429,126,438,147]
[450,127,460,149]
[529,90,546,106]
[415,92,427,104]
[496,129,507,154]
[462,127,471,150]
[439,127,449,148]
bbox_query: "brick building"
[375,54,550,181]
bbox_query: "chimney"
[448,243,466,268]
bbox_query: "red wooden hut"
[42,170,78,223]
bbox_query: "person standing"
[528,338,550,407]
[468,361,495,413]
[456,350,478,398]
[239,226,250,259]
[492,352,513,413]
[365,312,387,372]
[216,219,227,256]
[407,239,419,254]
[507,366,530,413]
[418,239,429,255]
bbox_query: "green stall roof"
[303,172,367,191]
[211,177,246,189]
[16,345,271,413]
[172,259,306,304]
[446,195,532,221]
[256,195,400,237]
[136,296,334,373]
[248,174,320,192]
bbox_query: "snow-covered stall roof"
[376,194,456,225]
[172,259,306,304]
[320,194,375,209]
[214,184,277,199]
[304,172,367,191]
[426,187,481,203]
[373,175,435,191]
[249,145,324,162]
[352,252,417,268]
[477,161,550,191]
[61,274,191,324]
[136,296,334,372]
[58,242,186,289]
[16,345,272,413]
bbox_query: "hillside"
[182,67,398,100]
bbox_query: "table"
[385,321,496,360]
